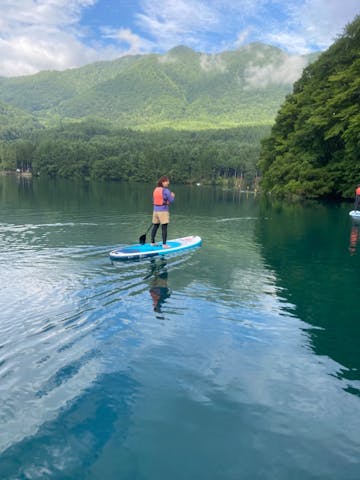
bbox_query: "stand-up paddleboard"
[349,210,360,219]
[110,235,202,261]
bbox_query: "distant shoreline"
[0,170,32,177]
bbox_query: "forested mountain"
[0,41,325,188]
[0,43,315,130]
[0,101,42,140]
[259,15,360,199]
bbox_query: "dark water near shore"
[1,176,360,479]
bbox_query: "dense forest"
[259,15,360,199]
[0,123,269,187]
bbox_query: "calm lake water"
[1,175,360,479]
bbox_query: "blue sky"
[0,0,359,77]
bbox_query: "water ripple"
[0,237,203,453]
[1,194,360,478]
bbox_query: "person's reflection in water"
[349,223,359,255]
[145,258,171,318]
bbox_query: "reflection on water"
[1,177,360,479]
[256,198,360,390]
[146,258,172,318]
[349,222,360,255]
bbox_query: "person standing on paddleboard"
[151,176,175,248]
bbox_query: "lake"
[1,175,360,479]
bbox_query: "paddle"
[139,223,153,245]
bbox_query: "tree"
[259,15,360,199]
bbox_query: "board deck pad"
[110,235,202,260]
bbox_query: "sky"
[0,0,359,77]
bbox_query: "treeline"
[0,122,269,187]
[259,15,360,199]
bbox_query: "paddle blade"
[139,234,146,245]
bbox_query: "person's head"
[157,176,170,187]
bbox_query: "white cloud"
[0,0,359,77]
[265,32,311,55]
[244,54,308,88]
[136,0,360,54]
[235,29,252,48]
[0,0,95,29]
[264,0,360,53]
[0,0,127,76]
[296,0,359,46]
[136,0,219,49]
[0,33,118,77]
[101,27,154,54]
[199,54,227,73]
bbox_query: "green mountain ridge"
[0,101,42,140]
[0,43,317,132]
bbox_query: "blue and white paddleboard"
[110,235,202,261]
[349,210,360,219]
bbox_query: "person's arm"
[164,188,175,203]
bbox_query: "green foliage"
[0,101,41,140]
[0,42,316,186]
[259,15,360,199]
[0,121,269,187]
[0,43,314,130]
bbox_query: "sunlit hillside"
[0,43,316,132]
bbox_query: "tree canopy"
[0,123,269,188]
[259,15,360,199]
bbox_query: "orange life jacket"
[153,187,167,206]
[356,187,360,196]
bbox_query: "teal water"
[1,176,360,479]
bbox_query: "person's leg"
[151,211,161,244]
[161,223,168,245]
[151,223,160,244]
[157,211,170,246]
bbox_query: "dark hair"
[157,176,169,187]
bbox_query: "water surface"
[0,176,360,479]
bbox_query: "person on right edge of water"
[354,184,360,211]
[151,175,175,248]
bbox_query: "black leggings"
[151,223,168,244]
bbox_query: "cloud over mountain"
[0,0,358,77]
